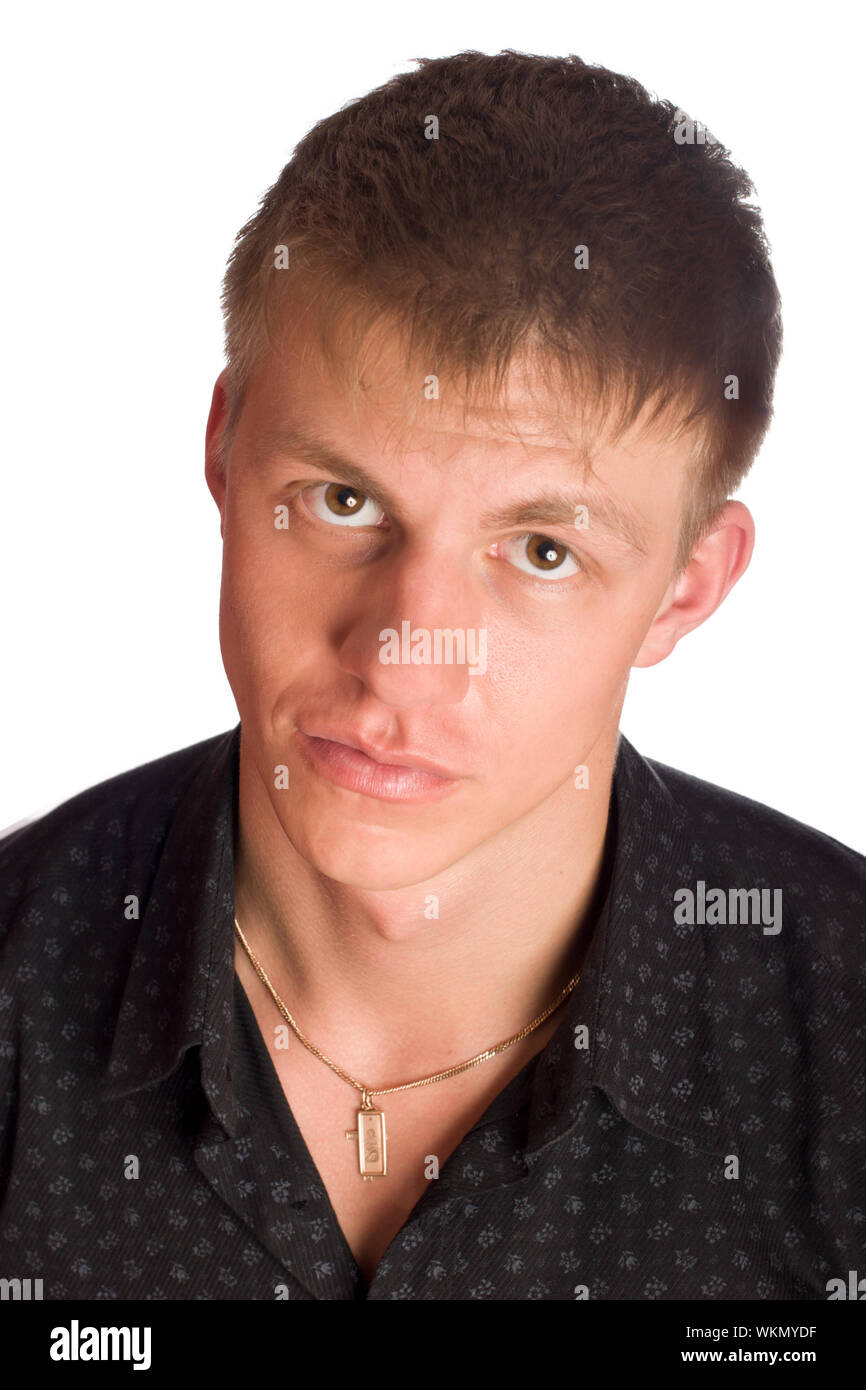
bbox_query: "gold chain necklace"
[234,915,581,1180]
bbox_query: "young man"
[1,51,863,1302]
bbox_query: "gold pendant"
[345,1090,387,1180]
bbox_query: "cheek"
[219,530,298,690]
[483,619,632,769]
[501,595,644,701]
[222,510,312,633]
[220,523,358,717]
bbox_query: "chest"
[262,1044,522,1284]
[242,998,561,1285]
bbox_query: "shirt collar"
[524,734,736,1159]
[101,724,241,1133]
[101,723,736,1156]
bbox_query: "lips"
[299,726,459,780]
[295,729,465,804]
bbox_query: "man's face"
[207,313,695,890]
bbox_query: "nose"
[335,544,487,708]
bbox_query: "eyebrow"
[253,424,650,557]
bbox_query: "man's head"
[205,50,781,891]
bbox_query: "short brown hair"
[219,49,783,569]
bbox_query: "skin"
[204,306,753,1150]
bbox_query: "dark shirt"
[1,724,864,1300]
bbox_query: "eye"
[303,482,386,528]
[500,533,581,580]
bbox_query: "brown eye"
[528,536,567,570]
[500,533,580,581]
[304,482,386,528]
[324,483,364,516]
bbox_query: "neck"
[233,731,619,1079]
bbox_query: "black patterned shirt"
[1,724,864,1300]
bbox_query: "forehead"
[257,299,691,444]
[239,300,700,536]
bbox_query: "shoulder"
[0,726,238,944]
[616,744,866,1195]
[646,752,864,868]
[633,747,866,946]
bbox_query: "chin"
[285,815,462,893]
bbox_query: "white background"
[2,1,863,852]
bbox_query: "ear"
[633,501,755,669]
[204,369,231,537]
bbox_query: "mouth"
[296,728,464,803]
